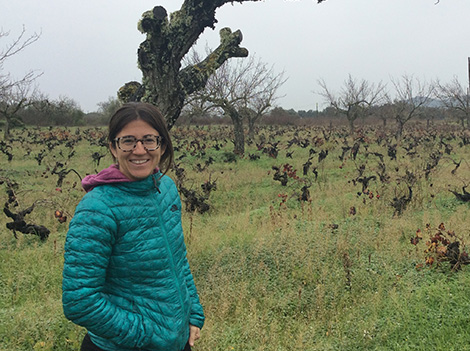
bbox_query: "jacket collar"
[82,164,161,193]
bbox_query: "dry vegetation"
[1,120,470,350]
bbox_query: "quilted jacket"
[62,167,205,351]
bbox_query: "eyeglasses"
[114,135,163,152]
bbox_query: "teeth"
[131,160,148,164]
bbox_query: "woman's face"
[110,119,165,181]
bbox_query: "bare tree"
[388,75,435,140]
[239,65,286,141]
[0,27,41,139]
[187,55,285,154]
[434,76,470,128]
[318,75,386,134]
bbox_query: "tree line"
[1,0,467,155]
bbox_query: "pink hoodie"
[81,164,159,192]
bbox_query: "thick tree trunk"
[248,118,255,141]
[347,117,355,135]
[232,117,245,155]
[396,120,404,141]
[119,2,260,129]
[224,105,245,155]
[3,117,10,140]
[243,108,258,141]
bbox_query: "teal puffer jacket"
[62,173,204,351]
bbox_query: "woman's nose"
[133,141,147,153]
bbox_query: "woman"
[62,102,204,351]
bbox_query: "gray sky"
[2,0,469,113]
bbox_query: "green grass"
[1,123,470,350]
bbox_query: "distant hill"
[412,96,445,108]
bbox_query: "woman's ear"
[109,142,118,159]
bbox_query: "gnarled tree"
[119,0,326,129]
[119,2,256,129]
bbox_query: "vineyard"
[1,121,470,350]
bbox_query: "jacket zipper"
[154,188,185,311]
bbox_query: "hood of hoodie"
[82,164,159,192]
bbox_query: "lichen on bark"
[119,1,260,129]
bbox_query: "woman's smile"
[130,159,149,164]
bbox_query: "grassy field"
[1,122,470,350]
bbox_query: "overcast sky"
[2,0,469,113]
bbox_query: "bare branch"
[317,74,387,133]
[0,26,42,139]
[0,26,40,64]
[186,54,285,153]
[388,74,435,140]
[434,76,470,127]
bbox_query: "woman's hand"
[188,324,201,347]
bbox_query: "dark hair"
[108,102,174,174]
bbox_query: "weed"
[411,222,470,271]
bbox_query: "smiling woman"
[62,102,205,351]
[110,119,165,181]
[107,103,173,176]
